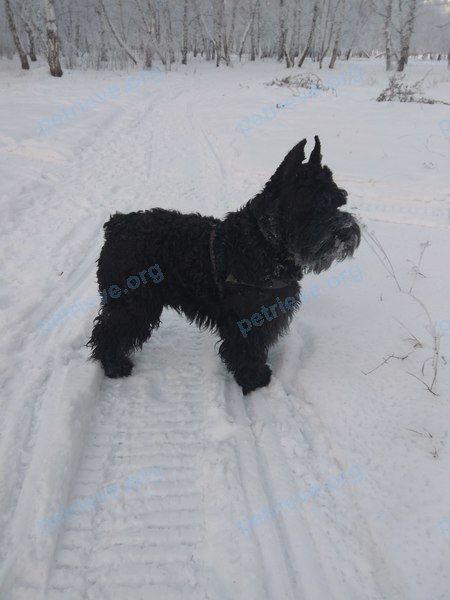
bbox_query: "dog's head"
[256,136,361,273]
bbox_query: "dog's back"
[98,208,218,297]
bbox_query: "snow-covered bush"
[266,73,329,92]
[376,74,449,105]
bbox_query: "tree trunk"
[228,0,238,55]
[154,4,161,44]
[100,0,137,65]
[397,0,418,72]
[298,1,319,68]
[4,0,30,70]
[19,9,38,63]
[329,0,345,69]
[278,0,286,61]
[118,0,126,39]
[279,0,294,67]
[250,18,256,61]
[256,0,261,57]
[214,0,225,67]
[95,0,107,63]
[144,45,153,68]
[164,5,175,64]
[317,0,334,69]
[238,2,258,61]
[23,20,37,61]
[277,0,283,60]
[43,0,63,76]
[290,0,302,60]
[135,0,168,66]
[384,0,393,70]
[182,0,189,65]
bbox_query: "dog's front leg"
[218,320,272,395]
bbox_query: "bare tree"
[278,0,294,67]
[135,0,167,66]
[329,0,346,68]
[238,0,258,61]
[289,0,302,61]
[228,0,239,56]
[370,0,394,70]
[4,0,29,70]
[19,5,38,63]
[214,0,225,67]
[164,3,175,64]
[317,0,338,69]
[43,0,63,76]
[397,0,418,71]
[382,0,394,70]
[298,0,319,68]
[100,0,137,65]
[95,0,107,63]
[277,0,286,60]
[182,0,189,64]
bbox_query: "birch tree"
[329,0,346,68]
[182,0,189,64]
[238,0,258,61]
[289,0,302,62]
[164,3,175,64]
[4,0,29,70]
[214,0,225,67]
[383,0,394,70]
[317,0,338,68]
[100,0,137,65]
[43,0,63,76]
[95,0,107,63]
[19,6,38,62]
[278,0,294,67]
[135,0,167,66]
[227,0,239,56]
[298,0,319,67]
[397,0,418,71]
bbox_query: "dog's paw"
[103,357,134,378]
[241,364,272,396]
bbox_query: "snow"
[0,56,449,600]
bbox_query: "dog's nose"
[336,189,348,207]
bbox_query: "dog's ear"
[262,138,307,200]
[279,138,307,181]
[308,135,322,166]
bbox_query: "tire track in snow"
[217,378,332,600]
[47,318,208,599]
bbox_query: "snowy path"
[1,60,449,600]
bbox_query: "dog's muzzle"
[308,213,361,274]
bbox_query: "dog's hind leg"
[88,297,163,378]
[218,320,272,395]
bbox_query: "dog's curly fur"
[88,136,361,395]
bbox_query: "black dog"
[88,136,360,395]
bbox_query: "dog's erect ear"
[262,138,307,199]
[308,135,322,166]
[289,138,308,164]
[279,138,307,180]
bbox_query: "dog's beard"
[293,216,361,274]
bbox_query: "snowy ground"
[0,57,449,600]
